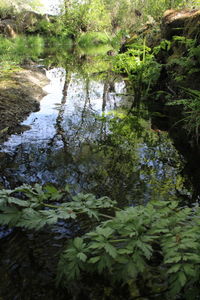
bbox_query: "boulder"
[17,11,49,32]
[0,19,17,37]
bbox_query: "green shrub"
[0,1,15,19]
[168,88,200,140]
[167,37,200,82]
[58,200,200,299]
[1,184,200,298]
[113,40,161,107]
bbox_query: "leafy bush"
[0,1,15,19]
[1,184,200,298]
[58,200,200,299]
[0,184,115,229]
[167,36,200,82]
[168,88,200,140]
[62,0,111,38]
[113,41,161,107]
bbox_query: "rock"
[0,19,17,37]
[161,9,200,40]
[18,11,44,32]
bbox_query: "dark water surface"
[0,46,194,299]
[0,67,188,204]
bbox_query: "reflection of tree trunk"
[80,76,91,124]
[49,73,71,150]
[62,76,69,101]
[99,82,109,140]
[56,73,71,149]
[102,82,109,112]
[102,80,117,112]
[99,120,107,141]
[73,77,91,139]
[108,81,115,93]
[85,77,90,105]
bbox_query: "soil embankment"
[0,67,49,141]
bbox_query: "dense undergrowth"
[154,36,200,140]
[1,29,200,299]
[1,0,200,299]
[1,28,200,300]
[0,184,200,299]
[1,0,200,38]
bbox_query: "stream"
[0,68,124,188]
[0,65,188,205]
[0,47,194,299]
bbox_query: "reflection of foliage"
[78,32,110,47]
[77,56,112,79]
[140,128,185,201]
[0,35,44,72]
[43,36,74,67]
[43,37,113,81]
[82,111,185,205]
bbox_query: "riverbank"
[0,66,49,142]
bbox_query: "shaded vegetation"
[1,0,200,299]
[0,185,199,299]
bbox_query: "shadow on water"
[150,101,200,204]
[0,43,193,299]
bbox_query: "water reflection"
[0,68,125,189]
[0,66,187,205]
[0,45,191,299]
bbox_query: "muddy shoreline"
[0,66,49,142]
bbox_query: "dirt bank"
[0,67,49,142]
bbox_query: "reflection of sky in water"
[0,67,186,204]
[1,68,124,152]
[0,68,127,187]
